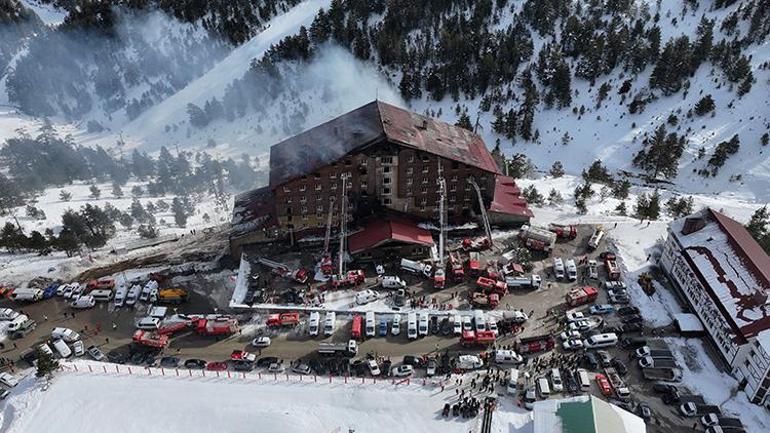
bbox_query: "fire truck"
[462,237,491,251]
[132,330,169,348]
[433,268,446,290]
[548,223,578,240]
[351,315,363,340]
[460,330,496,347]
[468,252,483,276]
[266,312,300,328]
[518,225,557,252]
[194,316,239,336]
[604,253,621,280]
[476,277,507,296]
[448,252,465,282]
[325,270,366,290]
[516,334,555,354]
[257,257,309,284]
[565,286,599,307]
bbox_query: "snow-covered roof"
[674,313,705,333]
[532,395,645,433]
[670,209,770,339]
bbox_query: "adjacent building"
[532,395,646,433]
[660,208,770,406]
[230,101,531,258]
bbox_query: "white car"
[462,315,473,331]
[268,363,285,373]
[6,315,29,332]
[367,359,381,376]
[488,321,498,336]
[62,285,75,299]
[71,295,95,309]
[559,330,582,341]
[0,372,19,388]
[569,320,597,332]
[565,311,586,323]
[391,365,414,377]
[391,314,401,336]
[136,317,161,330]
[355,289,379,305]
[126,285,141,306]
[251,336,271,348]
[587,260,599,279]
[456,355,483,370]
[506,310,529,323]
[562,339,584,351]
[114,285,127,307]
[453,315,462,335]
[0,308,19,321]
[51,327,80,343]
[72,340,85,357]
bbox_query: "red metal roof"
[488,175,533,218]
[348,217,434,254]
[709,209,770,291]
[268,101,501,188]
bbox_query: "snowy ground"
[0,364,496,433]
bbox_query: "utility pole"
[338,173,351,276]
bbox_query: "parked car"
[595,373,612,396]
[184,359,207,369]
[620,337,647,349]
[51,327,80,343]
[72,340,85,357]
[638,403,652,421]
[206,361,228,371]
[268,363,285,373]
[391,365,414,377]
[622,314,644,324]
[107,350,128,364]
[251,336,271,348]
[596,350,612,367]
[0,372,19,388]
[86,345,105,361]
[160,356,180,368]
[610,358,628,376]
[583,352,599,370]
[617,306,640,316]
[622,323,643,333]
[291,364,311,375]
[426,359,437,377]
[367,359,381,376]
[257,357,279,368]
[589,304,614,315]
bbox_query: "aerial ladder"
[338,173,351,277]
[317,197,335,276]
[434,163,446,289]
[467,178,494,250]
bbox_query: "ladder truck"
[317,198,336,276]
[434,165,447,290]
[338,173,351,278]
[467,178,494,251]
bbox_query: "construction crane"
[338,173,351,277]
[434,163,447,289]
[467,177,494,249]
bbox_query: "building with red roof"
[661,208,770,406]
[230,101,530,258]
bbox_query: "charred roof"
[268,101,501,188]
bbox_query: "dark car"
[583,352,599,370]
[441,318,452,336]
[620,337,647,349]
[617,306,641,316]
[129,352,148,365]
[184,359,207,369]
[610,358,628,376]
[604,325,624,335]
[637,403,652,421]
[160,356,180,368]
[622,314,644,324]
[597,350,612,367]
[652,384,678,394]
[256,356,279,368]
[662,388,682,405]
[622,323,643,333]
[107,350,128,364]
[430,316,440,334]
[403,355,422,366]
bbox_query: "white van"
[537,377,551,398]
[407,312,418,340]
[71,295,95,309]
[323,312,336,336]
[576,369,591,391]
[565,259,577,281]
[126,285,141,306]
[0,308,19,321]
[453,315,462,335]
[381,276,407,289]
[355,290,379,305]
[462,315,472,331]
[51,327,80,343]
[550,368,564,392]
[39,343,54,358]
[365,311,376,337]
[6,314,29,332]
[91,289,114,302]
[418,312,429,337]
[474,310,486,332]
[308,311,320,336]
[391,314,401,335]
[583,333,618,349]
[494,350,523,365]
[114,285,127,307]
[553,258,565,279]
[52,339,72,358]
[506,368,520,395]
[136,317,161,330]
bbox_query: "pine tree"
[172,197,188,228]
[137,224,159,239]
[633,124,685,180]
[612,179,631,199]
[693,95,715,116]
[131,185,144,197]
[36,348,59,378]
[89,184,101,199]
[455,112,473,131]
[647,190,661,220]
[746,206,769,240]
[0,174,23,214]
[28,230,48,254]
[59,190,72,202]
[550,161,565,178]
[548,188,563,205]
[615,201,627,216]
[111,181,123,198]
[707,134,740,174]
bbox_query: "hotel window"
[331,183,338,190]
[422,165,429,173]
[452,161,459,170]
[361,180,368,189]
[315,184,322,191]
[407,167,413,175]
[383,187,392,195]
[299,184,306,192]
[450,184,457,192]
[422,177,428,184]
[451,175,458,182]
[283,186,291,193]
[383,166,391,173]
[361,159,368,166]
[421,186,428,194]
[406,178,413,186]
[383,198,392,205]
[449,195,456,203]
[330,172,337,179]
[301,206,307,214]
[408,154,414,163]
[314,173,321,179]
[406,188,412,196]
[381,156,394,164]
[383,177,392,185]
[316,205,324,213]
[465,184,471,191]
[421,155,430,162]
[286,197,292,204]
[300,196,307,203]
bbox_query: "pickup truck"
[635,346,674,359]
[638,356,678,368]
[679,402,721,417]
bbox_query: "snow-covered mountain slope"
[19,0,66,26]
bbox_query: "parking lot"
[0,224,738,433]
